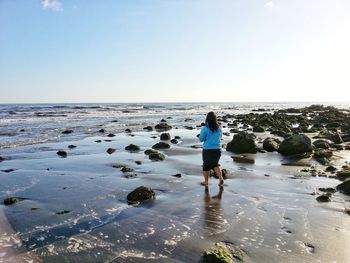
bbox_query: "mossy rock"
[313,139,330,149]
[170,138,178,144]
[144,149,158,155]
[203,242,234,263]
[127,186,155,203]
[3,197,17,205]
[149,152,165,161]
[152,142,170,150]
[125,144,141,152]
[124,173,138,178]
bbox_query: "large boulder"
[278,134,313,156]
[263,137,280,152]
[127,186,155,203]
[336,180,350,195]
[226,132,258,154]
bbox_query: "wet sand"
[0,128,350,262]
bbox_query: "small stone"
[56,210,70,215]
[99,129,106,133]
[172,173,182,178]
[135,161,142,165]
[160,133,171,140]
[62,129,74,134]
[125,144,141,152]
[107,133,115,137]
[125,128,132,133]
[232,155,255,164]
[121,167,134,173]
[57,150,67,158]
[68,145,77,149]
[144,149,158,155]
[152,142,170,150]
[143,126,153,131]
[95,140,102,143]
[127,186,155,203]
[316,194,331,202]
[3,197,17,205]
[106,148,116,154]
[170,139,178,144]
[1,169,15,173]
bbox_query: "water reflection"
[203,186,227,236]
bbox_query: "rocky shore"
[0,104,349,263]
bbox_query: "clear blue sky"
[1,0,349,103]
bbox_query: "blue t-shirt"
[198,126,222,149]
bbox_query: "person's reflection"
[203,186,226,236]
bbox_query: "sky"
[1,0,350,103]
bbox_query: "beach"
[1,103,350,263]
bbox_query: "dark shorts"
[202,149,221,171]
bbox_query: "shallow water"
[1,103,350,262]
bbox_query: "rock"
[337,180,350,195]
[125,144,141,152]
[202,242,244,263]
[124,173,138,178]
[170,138,178,144]
[160,119,167,122]
[121,167,134,173]
[278,134,313,156]
[99,129,106,133]
[313,140,330,149]
[106,148,116,154]
[172,173,182,178]
[127,186,155,203]
[174,136,181,139]
[95,140,102,143]
[336,170,350,181]
[135,161,142,165]
[125,128,132,133]
[152,142,170,150]
[3,197,17,205]
[226,131,258,154]
[318,130,343,144]
[318,187,336,193]
[143,126,153,131]
[160,133,171,140]
[144,149,158,155]
[316,194,331,202]
[263,137,281,152]
[62,129,74,134]
[149,152,165,161]
[68,145,77,149]
[57,150,67,158]
[107,133,116,137]
[1,169,15,173]
[0,156,4,162]
[56,210,70,215]
[155,122,172,131]
[253,125,265,132]
[231,155,255,164]
[325,166,337,172]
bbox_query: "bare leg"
[202,170,210,187]
[213,166,224,185]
